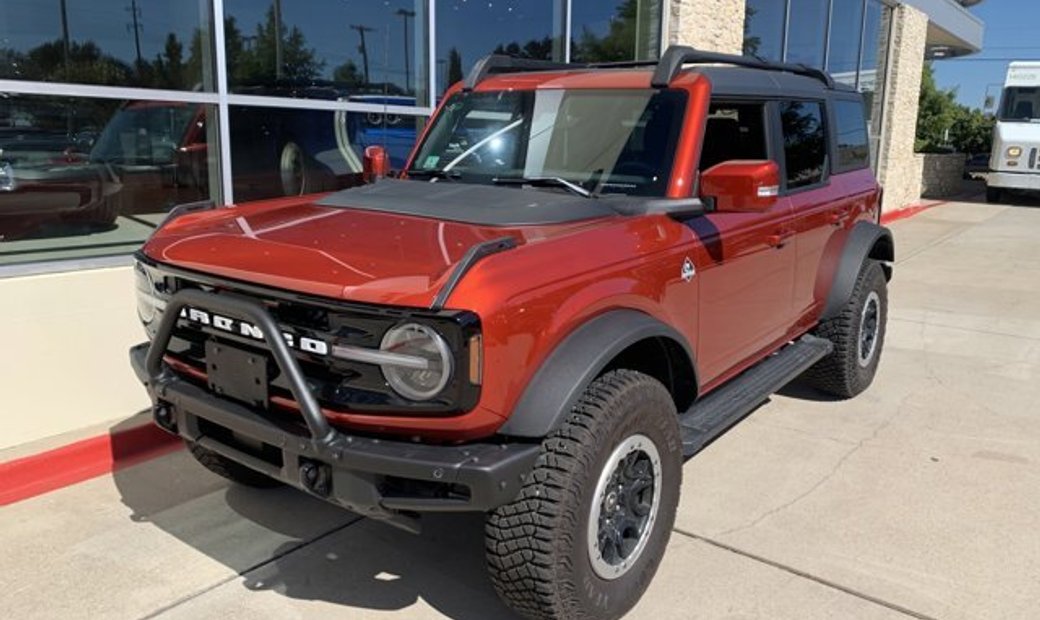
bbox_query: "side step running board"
[679,334,833,457]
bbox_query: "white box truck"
[987,62,1040,202]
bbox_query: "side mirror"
[700,160,780,213]
[363,145,389,183]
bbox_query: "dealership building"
[0,0,983,450]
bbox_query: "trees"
[916,62,994,154]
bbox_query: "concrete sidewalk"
[4,197,1040,620]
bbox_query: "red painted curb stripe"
[0,423,181,507]
[881,199,949,225]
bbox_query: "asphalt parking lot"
[3,194,1040,620]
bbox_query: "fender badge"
[681,257,696,282]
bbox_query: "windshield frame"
[999,86,1040,123]
[406,87,688,198]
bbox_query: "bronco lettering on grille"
[179,306,329,356]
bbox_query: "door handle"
[827,208,852,226]
[767,229,795,248]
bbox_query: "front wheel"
[485,370,682,620]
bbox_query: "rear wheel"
[805,260,888,398]
[485,370,681,620]
[187,440,280,488]
[279,141,309,196]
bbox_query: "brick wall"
[877,4,929,212]
[668,0,746,54]
[918,153,966,199]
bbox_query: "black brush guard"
[130,289,538,533]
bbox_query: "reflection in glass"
[780,100,826,188]
[570,0,662,63]
[827,0,864,86]
[0,96,217,264]
[229,104,423,202]
[0,0,214,91]
[743,0,785,61]
[785,0,827,68]
[223,0,426,104]
[436,0,563,94]
[860,0,891,168]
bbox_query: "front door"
[691,100,797,385]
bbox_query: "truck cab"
[987,62,1040,203]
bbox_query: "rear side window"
[833,100,870,170]
[779,100,827,189]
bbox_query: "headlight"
[134,261,166,336]
[1007,146,1023,158]
[379,323,453,401]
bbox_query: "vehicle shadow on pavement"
[112,442,519,619]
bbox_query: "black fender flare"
[497,309,697,438]
[821,221,895,320]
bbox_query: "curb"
[0,421,180,507]
[881,199,948,225]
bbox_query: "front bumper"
[130,289,537,532]
[987,170,1040,191]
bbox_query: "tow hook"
[300,459,332,497]
[153,402,176,433]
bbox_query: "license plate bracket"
[206,340,269,408]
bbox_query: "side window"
[699,102,768,171]
[779,100,827,189]
[833,99,870,171]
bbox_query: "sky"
[932,0,1040,110]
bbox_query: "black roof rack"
[462,45,836,92]
[651,45,835,89]
[463,55,661,90]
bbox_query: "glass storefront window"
[0,0,215,91]
[827,0,864,86]
[860,0,891,169]
[743,0,785,61]
[436,0,564,94]
[570,0,662,63]
[223,0,427,105]
[0,95,217,265]
[785,0,827,68]
[229,104,424,202]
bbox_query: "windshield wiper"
[407,169,461,182]
[492,176,593,198]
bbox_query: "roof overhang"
[901,0,984,58]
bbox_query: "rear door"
[784,97,876,321]
[694,100,798,384]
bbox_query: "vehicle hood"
[143,184,615,308]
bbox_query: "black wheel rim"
[858,291,881,367]
[588,434,661,580]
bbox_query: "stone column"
[668,0,746,55]
[876,4,929,213]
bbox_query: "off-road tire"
[485,370,682,620]
[805,260,888,398]
[985,185,1003,204]
[187,440,281,488]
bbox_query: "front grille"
[143,257,481,416]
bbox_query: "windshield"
[408,89,686,196]
[1000,87,1040,122]
[91,105,198,164]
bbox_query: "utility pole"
[273,0,284,80]
[350,24,375,86]
[126,0,143,70]
[395,8,415,93]
[59,0,71,82]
